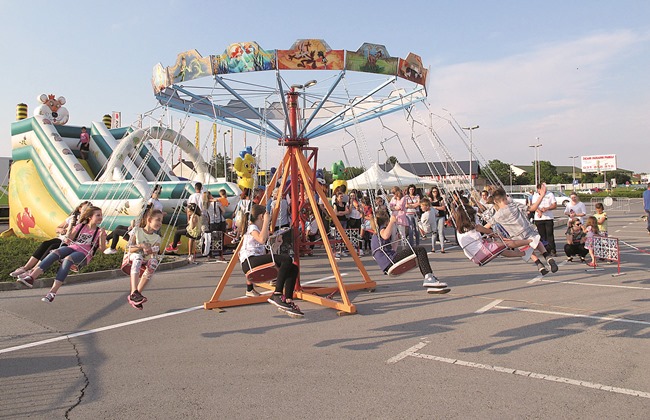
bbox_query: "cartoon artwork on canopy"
[211,41,276,75]
[34,94,69,125]
[233,146,255,190]
[331,160,347,191]
[397,53,428,86]
[151,63,170,94]
[168,49,212,84]
[277,39,344,70]
[345,43,398,75]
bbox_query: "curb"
[0,258,189,292]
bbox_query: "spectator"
[563,192,586,225]
[564,218,588,262]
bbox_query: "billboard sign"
[581,154,617,173]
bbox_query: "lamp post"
[223,130,230,181]
[461,125,479,188]
[528,137,542,186]
[569,155,579,190]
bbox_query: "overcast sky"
[1,0,648,173]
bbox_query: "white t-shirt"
[147,198,163,212]
[532,192,555,221]
[564,201,587,223]
[457,229,483,260]
[418,209,435,233]
[131,227,161,256]
[187,192,203,212]
[239,224,266,262]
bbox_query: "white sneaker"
[358,249,364,256]
[245,289,261,297]
[104,248,118,255]
[521,246,534,262]
[423,274,447,288]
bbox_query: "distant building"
[380,160,481,181]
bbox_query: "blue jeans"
[406,214,419,247]
[38,246,88,282]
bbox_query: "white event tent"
[346,162,435,191]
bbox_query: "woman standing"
[405,184,421,247]
[427,186,447,253]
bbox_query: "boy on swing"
[485,184,559,275]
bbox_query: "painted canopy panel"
[211,41,277,74]
[397,53,428,86]
[277,39,344,70]
[167,49,212,85]
[345,42,398,75]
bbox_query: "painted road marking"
[537,278,650,290]
[475,299,504,314]
[492,305,650,327]
[0,273,348,355]
[527,260,568,284]
[388,341,650,399]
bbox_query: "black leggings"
[32,238,63,260]
[391,246,432,276]
[242,253,298,297]
[107,225,130,250]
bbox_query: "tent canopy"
[346,162,437,191]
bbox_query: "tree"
[538,160,558,184]
[483,159,514,186]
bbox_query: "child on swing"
[126,209,163,310]
[371,211,449,293]
[17,206,106,302]
[485,185,559,275]
[452,203,534,264]
[240,204,303,317]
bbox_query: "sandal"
[9,267,27,278]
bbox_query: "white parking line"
[475,299,504,314]
[387,341,650,399]
[537,278,650,290]
[492,305,650,327]
[1,273,350,355]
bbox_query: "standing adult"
[405,184,421,247]
[532,183,557,256]
[187,182,203,213]
[427,186,447,253]
[563,192,587,224]
[643,182,650,234]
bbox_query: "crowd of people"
[12,178,633,317]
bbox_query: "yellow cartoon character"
[233,148,255,190]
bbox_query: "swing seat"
[474,243,508,267]
[246,262,278,283]
[387,254,418,276]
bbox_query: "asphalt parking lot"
[1,204,649,419]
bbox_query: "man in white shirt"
[186,182,203,213]
[532,183,557,256]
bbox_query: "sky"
[1,0,649,173]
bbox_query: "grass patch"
[0,237,173,282]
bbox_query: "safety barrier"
[587,197,631,214]
[587,235,623,276]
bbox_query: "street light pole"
[528,138,542,186]
[461,125,479,188]
[569,155,579,190]
[223,130,230,181]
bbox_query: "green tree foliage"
[483,159,514,185]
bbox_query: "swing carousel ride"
[150,38,461,314]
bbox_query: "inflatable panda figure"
[34,94,69,125]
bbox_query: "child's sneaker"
[586,261,597,268]
[423,274,447,288]
[547,257,559,273]
[17,274,34,288]
[245,289,261,297]
[9,267,27,278]
[104,248,118,255]
[521,246,534,262]
[267,293,291,310]
[580,256,586,263]
[538,265,549,276]
[41,292,55,303]
[165,243,178,253]
[284,301,304,317]
[129,291,147,304]
[358,249,364,256]
[566,256,574,262]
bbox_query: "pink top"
[80,132,90,145]
[69,224,100,262]
[389,196,408,226]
